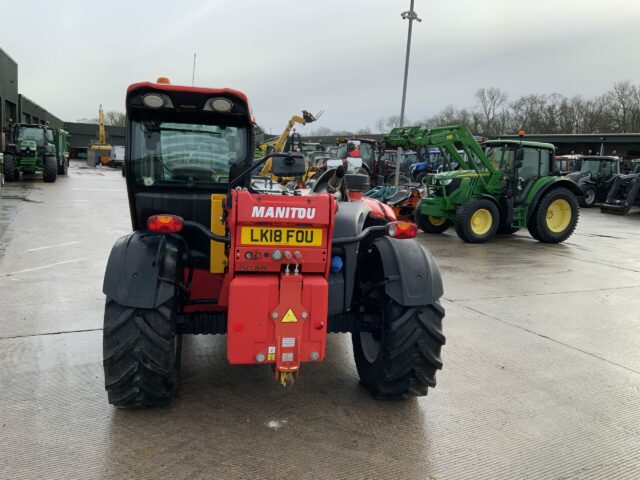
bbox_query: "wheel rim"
[585,189,595,204]
[546,199,572,232]
[470,208,492,235]
[429,215,446,226]
[360,332,381,363]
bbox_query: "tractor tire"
[454,198,500,243]
[579,186,596,208]
[414,171,426,185]
[57,158,68,176]
[415,211,451,234]
[43,156,57,183]
[103,297,179,407]
[353,297,445,400]
[3,154,18,182]
[527,187,579,244]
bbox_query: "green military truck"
[3,123,70,183]
[386,125,582,244]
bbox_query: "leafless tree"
[475,87,508,136]
[105,111,126,127]
[607,81,639,132]
[347,80,640,136]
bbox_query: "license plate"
[241,227,322,246]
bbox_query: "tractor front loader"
[385,125,582,244]
[102,79,445,407]
[601,160,640,214]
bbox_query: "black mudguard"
[372,236,444,307]
[103,231,182,309]
[329,202,371,315]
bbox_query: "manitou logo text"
[251,206,316,220]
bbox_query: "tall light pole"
[394,0,421,188]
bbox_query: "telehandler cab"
[386,126,582,244]
[102,79,445,407]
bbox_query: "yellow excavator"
[258,110,321,179]
[89,105,112,167]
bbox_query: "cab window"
[520,148,540,180]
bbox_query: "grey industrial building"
[1,45,123,158]
[64,122,124,159]
[1,47,64,131]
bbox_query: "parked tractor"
[102,79,445,407]
[554,154,582,175]
[601,160,640,214]
[2,123,70,182]
[386,126,582,244]
[566,156,621,208]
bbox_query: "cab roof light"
[156,77,171,84]
[147,214,184,233]
[386,221,417,239]
[142,93,175,109]
[204,97,234,113]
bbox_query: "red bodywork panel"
[224,190,336,375]
[359,196,397,221]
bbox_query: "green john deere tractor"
[385,125,582,244]
[3,123,70,183]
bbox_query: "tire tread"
[103,297,177,407]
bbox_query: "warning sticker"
[282,352,294,362]
[267,346,276,361]
[282,337,296,348]
[281,309,298,323]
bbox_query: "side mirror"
[271,153,306,177]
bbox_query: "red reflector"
[312,320,324,330]
[387,221,417,239]
[232,322,244,332]
[147,214,184,233]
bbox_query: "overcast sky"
[2,0,640,133]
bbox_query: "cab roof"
[126,80,254,123]
[485,138,555,150]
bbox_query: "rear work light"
[147,214,184,233]
[386,221,418,239]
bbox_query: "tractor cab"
[336,138,376,174]
[484,139,555,202]
[567,156,621,207]
[10,124,53,162]
[13,124,50,147]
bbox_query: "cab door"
[596,160,617,199]
[514,147,550,203]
